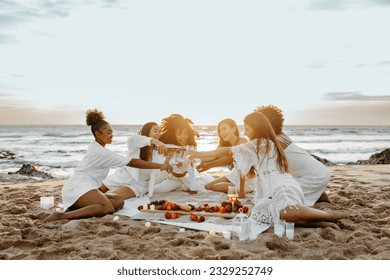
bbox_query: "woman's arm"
[128,158,172,172]
[128,135,167,154]
[197,157,233,172]
[150,138,167,154]
[188,147,231,161]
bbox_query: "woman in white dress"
[195,118,254,193]
[153,114,214,193]
[189,112,347,227]
[100,122,166,199]
[254,105,331,206]
[44,110,171,222]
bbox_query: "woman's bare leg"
[43,189,115,222]
[315,191,331,203]
[105,192,125,211]
[279,204,348,223]
[205,176,233,193]
[108,187,136,200]
[210,182,235,193]
[99,182,109,193]
[294,220,340,228]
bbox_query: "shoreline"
[0,164,389,260]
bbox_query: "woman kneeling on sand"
[254,105,331,206]
[44,109,172,222]
[189,111,348,228]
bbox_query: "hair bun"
[85,108,105,126]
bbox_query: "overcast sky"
[1,0,390,125]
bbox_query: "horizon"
[1,123,390,127]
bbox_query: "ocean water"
[0,125,389,179]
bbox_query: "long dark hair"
[243,111,288,173]
[139,122,158,161]
[218,118,240,147]
[159,114,198,146]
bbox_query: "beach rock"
[355,149,390,165]
[310,154,335,166]
[0,150,16,160]
[8,164,53,179]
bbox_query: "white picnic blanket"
[116,190,270,235]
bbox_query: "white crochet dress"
[230,140,305,224]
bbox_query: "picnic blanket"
[116,190,270,235]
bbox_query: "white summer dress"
[230,140,305,225]
[278,133,331,206]
[62,141,130,210]
[102,135,164,197]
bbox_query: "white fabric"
[116,190,270,235]
[62,141,130,210]
[153,169,214,194]
[280,134,331,206]
[225,168,256,193]
[153,149,214,194]
[230,140,305,225]
[102,135,164,196]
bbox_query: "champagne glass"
[191,158,202,169]
[169,151,178,166]
[227,186,239,204]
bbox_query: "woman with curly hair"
[100,122,167,199]
[153,114,214,193]
[254,105,331,205]
[189,112,347,228]
[44,110,171,222]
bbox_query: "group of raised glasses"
[44,105,348,228]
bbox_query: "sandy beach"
[0,164,389,260]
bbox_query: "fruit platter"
[138,199,250,222]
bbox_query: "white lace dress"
[230,140,305,225]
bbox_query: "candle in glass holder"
[40,196,54,209]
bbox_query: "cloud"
[374,60,390,66]
[292,101,390,125]
[0,0,124,44]
[0,94,84,124]
[308,0,390,11]
[355,60,390,68]
[324,92,390,101]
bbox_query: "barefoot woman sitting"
[44,109,171,222]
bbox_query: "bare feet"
[43,212,63,223]
[295,220,340,228]
[316,191,331,203]
[327,209,348,221]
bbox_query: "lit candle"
[113,216,119,221]
[209,231,216,236]
[145,222,151,227]
[40,197,54,209]
[222,231,231,240]
[179,228,185,232]
[143,203,148,210]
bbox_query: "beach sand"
[0,165,389,260]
